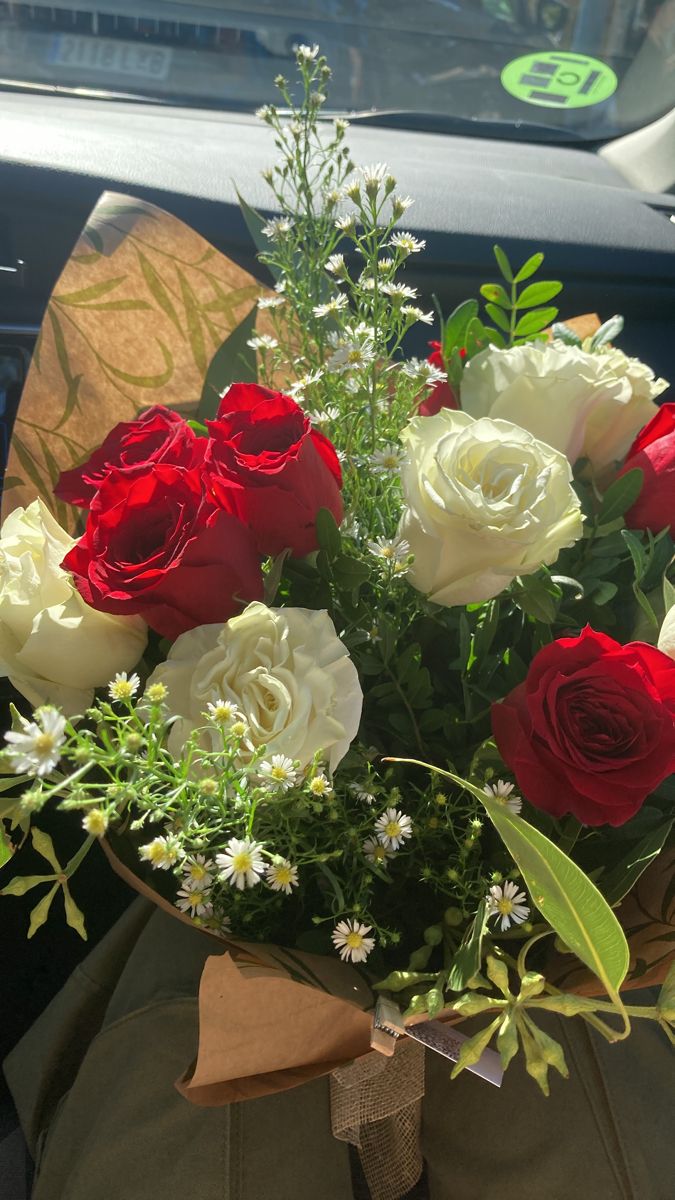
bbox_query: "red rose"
[418,341,460,417]
[492,626,675,827]
[618,402,675,533]
[205,383,343,557]
[55,406,203,508]
[62,464,263,640]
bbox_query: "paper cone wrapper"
[3,194,673,1106]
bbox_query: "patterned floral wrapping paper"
[3,192,673,1106]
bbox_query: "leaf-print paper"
[2,191,264,531]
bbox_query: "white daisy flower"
[216,837,265,890]
[288,368,324,400]
[335,213,356,232]
[108,671,140,702]
[487,880,530,932]
[257,294,285,310]
[326,337,375,375]
[5,708,67,778]
[81,808,108,838]
[325,253,346,274]
[400,358,446,387]
[259,755,299,792]
[390,231,426,255]
[483,780,522,816]
[371,443,404,472]
[375,807,413,851]
[247,334,278,351]
[296,42,319,61]
[182,854,215,886]
[266,859,299,894]
[334,117,349,134]
[255,104,275,122]
[175,881,213,917]
[139,834,183,871]
[332,918,375,963]
[393,195,414,213]
[261,216,293,240]
[381,282,419,301]
[401,306,434,325]
[362,836,394,866]
[308,773,332,798]
[206,697,241,726]
[366,534,411,567]
[377,257,394,272]
[306,406,339,428]
[313,295,348,318]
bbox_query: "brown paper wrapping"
[2,196,672,1140]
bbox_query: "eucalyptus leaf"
[447,899,488,991]
[598,470,643,527]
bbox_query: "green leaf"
[447,900,488,991]
[590,314,624,351]
[442,299,478,360]
[513,307,559,337]
[450,1016,501,1079]
[1,873,54,897]
[62,883,88,941]
[236,190,282,281]
[516,281,563,308]
[315,508,342,561]
[31,827,62,872]
[513,574,560,624]
[198,306,257,420]
[597,469,643,526]
[27,883,59,938]
[513,252,544,283]
[493,245,513,283]
[0,824,12,869]
[480,283,511,309]
[600,819,673,906]
[484,303,511,333]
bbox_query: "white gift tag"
[405,1020,503,1087]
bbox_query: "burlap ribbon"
[330,1039,426,1200]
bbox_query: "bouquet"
[2,45,674,1200]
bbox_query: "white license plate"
[47,35,172,82]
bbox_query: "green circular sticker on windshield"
[501,51,617,109]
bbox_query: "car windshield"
[0,1,673,141]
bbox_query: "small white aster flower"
[82,808,108,838]
[217,837,265,890]
[390,231,426,254]
[247,334,278,351]
[400,358,446,387]
[259,754,299,792]
[306,405,340,428]
[183,854,215,886]
[308,773,332,798]
[349,783,376,806]
[313,294,348,318]
[206,697,241,726]
[366,534,411,566]
[483,780,522,816]
[487,880,530,932]
[371,442,404,472]
[377,257,394,272]
[362,836,394,866]
[108,671,140,702]
[335,213,356,232]
[325,253,346,274]
[261,216,293,240]
[393,195,414,212]
[375,807,413,851]
[381,282,419,301]
[176,881,213,917]
[255,104,275,122]
[266,859,299,894]
[332,918,375,963]
[139,834,183,871]
[401,306,434,325]
[296,42,319,60]
[326,338,375,374]
[257,294,285,310]
[334,117,349,133]
[5,708,67,778]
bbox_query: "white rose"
[147,601,363,771]
[398,410,583,607]
[460,341,665,479]
[658,604,675,660]
[0,499,147,714]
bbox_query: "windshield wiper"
[319,108,593,145]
